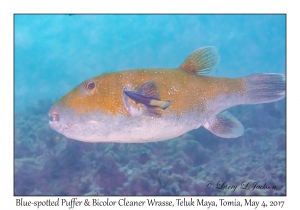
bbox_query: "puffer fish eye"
[84,81,95,91]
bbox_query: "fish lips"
[48,112,59,124]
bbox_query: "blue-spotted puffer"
[48,47,285,143]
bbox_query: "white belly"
[62,110,204,143]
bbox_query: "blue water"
[15,14,285,111]
[14,14,286,196]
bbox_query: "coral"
[14,99,286,195]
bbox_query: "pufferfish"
[48,47,285,143]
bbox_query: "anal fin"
[203,111,244,138]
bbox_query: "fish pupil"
[87,82,95,90]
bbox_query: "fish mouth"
[48,112,59,123]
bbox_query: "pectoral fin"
[203,111,244,138]
[123,80,171,117]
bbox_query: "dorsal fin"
[179,46,220,75]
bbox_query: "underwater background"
[14,14,286,196]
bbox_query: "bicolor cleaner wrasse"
[48,47,285,143]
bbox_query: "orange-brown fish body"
[49,47,285,143]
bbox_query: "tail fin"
[243,73,285,104]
